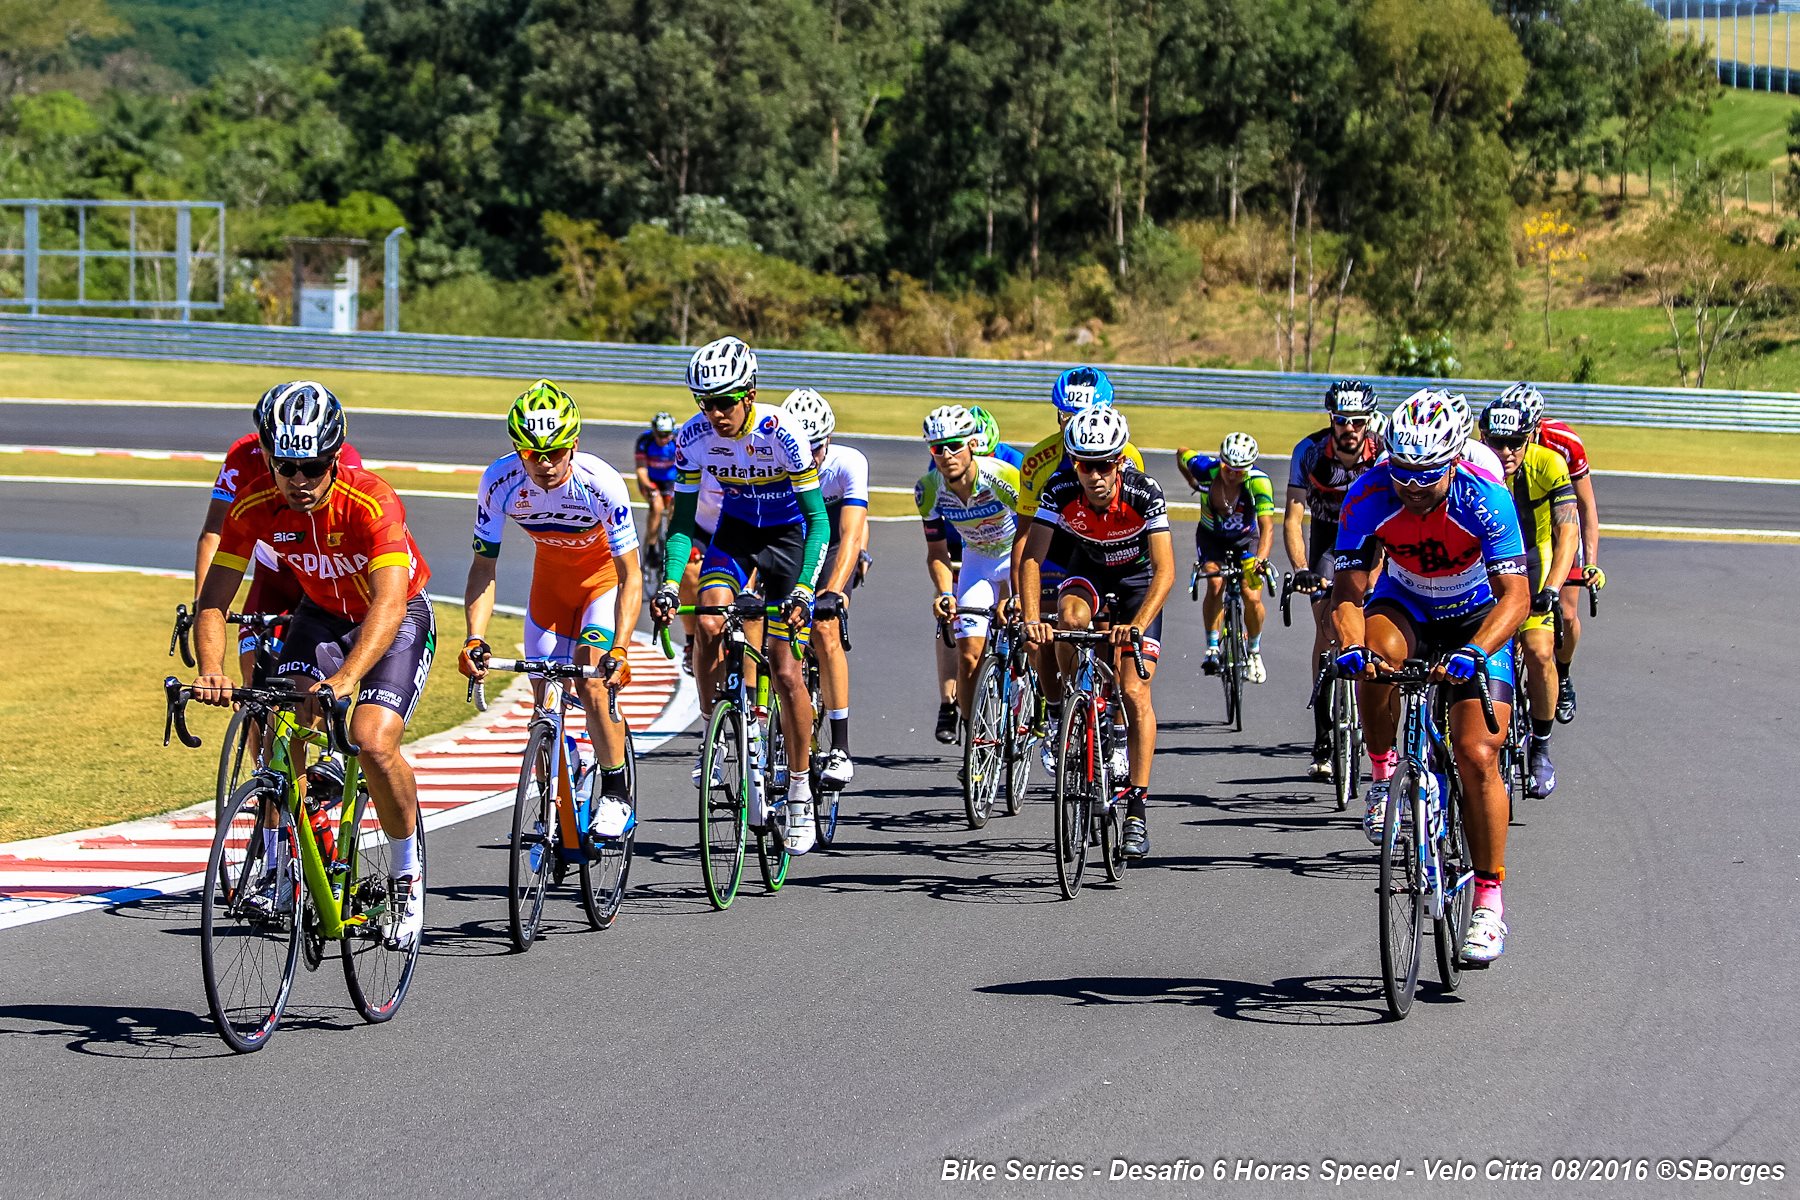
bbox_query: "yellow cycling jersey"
[1505,442,1576,591]
[1017,430,1146,515]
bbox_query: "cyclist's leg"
[1556,552,1584,671]
[1440,621,1516,952]
[1357,591,1421,764]
[753,526,814,780]
[1306,523,1337,756]
[1197,529,1233,647]
[696,523,756,716]
[814,546,850,716]
[1114,606,1163,790]
[1519,616,1557,727]
[953,550,1006,718]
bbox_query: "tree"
[1613,32,1712,199]
[1630,216,1788,388]
[0,0,125,106]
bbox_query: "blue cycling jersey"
[1334,462,1527,623]
[672,404,820,528]
[635,430,678,483]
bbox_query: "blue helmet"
[1050,365,1114,414]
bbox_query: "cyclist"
[458,380,643,840]
[1506,382,1604,722]
[1284,380,1384,777]
[1479,393,1579,798]
[675,473,723,676]
[1176,432,1276,683]
[649,336,829,855]
[784,387,869,788]
[190,381,434,950]
[970,405,1025,468]
[917,405,1024,741]
[1331,391,1530,965]
[1018,406,1174,860]
[634,411,679,567]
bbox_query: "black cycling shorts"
[1195,525,1257,566]
[1365,597,1515,708]
[1056,571,1164,664]
[277,595,438,721]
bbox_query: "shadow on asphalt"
[0,999,363,1058]
[975,974,1392,1026]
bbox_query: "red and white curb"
[0,633,698,931]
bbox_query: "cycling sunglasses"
[519,446,573,464]
[273,457,333,480]
[1331,415,1370,429]
[928,439,968,455]
[1486,435,1528,452]
[1389,462,1451,489]
[695,388,751,413]
[1073,456,1123,474]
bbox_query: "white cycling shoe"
[1460,907,1508,966]
[692,753,726,789]
[1362,781,1390,845]
[589,796,634,840]
[820,748,854,788]
[387,874,424,951]
[1108,739,1130,782]
[1246,651,1267,684]
[785,797,817,855]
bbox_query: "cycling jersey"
[1535,419,1591,482]
[213,433,365,572]
[635,430,679,485]
[216,462,431,623]
[1033,465,1170,576]
[1018,431,1146,514]
[1179,452,1276,538]
[818,442,870,545]
[1503,444,1576,594]
[990,442,1025,469]
[1335,462,1527,623]
[672,403,820,527]
[1286,428,1383,524]
[916,457,1023,560]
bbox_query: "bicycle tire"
[507,722,559,951]
[340,789,424,1024]
[1003,660,1038,817]
[962,655,1007,829]
[214,704,265,822]
[758,691,790,892]
[699,702,749,910]
[1331,678,1356,813]
[1433,783,1473,992]
[201,780,300,1053]
[1052,696,1091,900]
[809,663,839,846]
[1377,770,1424,1020]
[1100,802,1126,883]
[580,717,636,930]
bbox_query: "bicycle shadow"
[1155,847,1370,883]
[0,999,362,1059]
[974,974,1389,1026]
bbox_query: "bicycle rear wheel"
[508,722,559,951]
[758,692,791,892]
[809,663,839,846]
[1051,698,1091,899]
[1003,659,1039,816]
[201,780,300,1053]
[1331,678,1358,812]
[579,717,635,930]
[1377,771,1424,1020]
[1099,799,1126,883]
[340,790,424,1024]
[1433,785,1474,992]
[699,703,749,910]
[214,705,267,821]
[962,655,1006,829]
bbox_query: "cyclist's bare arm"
[926,536,956,598]
[194,497,230,601]
[612,547,644,646]
[1572,474,1599,566]
[1328,566,1372,658]
[1282,488,1309,571]
[825,505,869,595]
[1131,529,1177,632]
[635,465,656,497]
[1548,499,1580,588]
[464,553,500,644]
[1017,522,1054,627]
[1255,511,1277,563]
[1468,572,1531,659]
[193,559,248,699]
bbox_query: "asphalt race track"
[0,450,1796,1197]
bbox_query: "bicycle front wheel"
[214,705,266,821]
[1004,661,1039,816]
[962,655,1006,829]
[508,722,559,951]
[340,790,424,1024]
[580,718,637,930]
[758,692,790,892]
[201,780,300,1053]
[1331,678,1358,813]
[699,703,749,910]
[1377,773,1424,1020]
[1051,698,1092,900]
[1225,614,1245,733]
[1433,785,1473,992]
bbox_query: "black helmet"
[1324,379,1379,418]
[255,380,346,460]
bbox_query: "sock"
[1248,634,1261,652]
[262,827,279,870]
[1559,659,1573,679]
[829,708,850,755]
[788,771,812,810]
[1207,631,1221,650]
[599,765,628,798]
[1125,786,1148,820]
[389,832,419,878]
[1473,870,1503,917]
[1370,748,1398,783]
[1531,719,1553,741]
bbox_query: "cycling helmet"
[507,379,582,452]
[256,380,345,460]
[1050,365,1115,414]
[968,405,1001,456]
[1324,379,1380,418]
[1480,395,1531,440]
[922,404,981,445]
[783,387,835,447]
[1443,391,1474,445]
[1063,405,1130,461]
[687,335,757,397]
[1219,431,1260,468]
[1368,409,1389,441]
[650,411,676,435]
[1498,381,1545,429]
[1387,389,1463,470]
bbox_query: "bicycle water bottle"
[307,798,335,861]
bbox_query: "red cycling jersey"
[215,461,431,622]
[1534,419,1590,482]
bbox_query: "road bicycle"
[1355,655,1499,1020]
[1044,620,1147,900]
[1191,557,1273,732]
[468,650,637,950]
[806,596,854,846]
[1499,640,1531,819]
[164,677,423,1053]
[1280,575,1362,812]
[658,595,805,910]
[172,604,292,819]
[941,606,1040,830]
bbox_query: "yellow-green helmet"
[507,379,581,451]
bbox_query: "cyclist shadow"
[798,835,1073,905]
[974,974,1389,1026]
[1155,847,1370,883]
[0,999,363,1059]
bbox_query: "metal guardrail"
[3,312,1798,432]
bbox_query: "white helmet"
[1219,431,1259,468]
[1442,391,1474,446]
[1498,381,1545,429]
[687,335,757,397]
[922,404,981,444]
[1063,405,1130,461]
[1368,409,1389,442]
[783,387,835,447]
[1388,389,1464,470]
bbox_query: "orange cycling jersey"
[215,462,431,622]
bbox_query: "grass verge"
[0,563,521,842]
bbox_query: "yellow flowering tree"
[1522,209,1585,348]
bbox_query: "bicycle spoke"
[200,781,300,1053]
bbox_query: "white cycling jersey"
[818,443,870,544]
[472,452,639,563]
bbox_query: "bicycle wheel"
[1100,799,1126,883]
[1051,697,1091,900]
[580,718,636,930]
[810,666,839,846]
[340,789,424,1024]
[698,702,749,910]
[1227,612,1246,733]
[508,722,559,951]
[201,780,300,1053]
[1377,771,1424,1020]
[1003,660,1039,816]
[1433,784,1474,992]
[214,705,266,821]
[757,692,790,892]
[962,655,1007,829]
[1331,678,1357,813]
